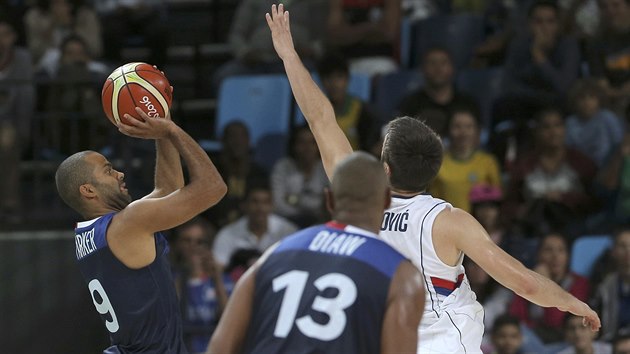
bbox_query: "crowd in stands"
[2,0,630,353]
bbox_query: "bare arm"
[267,4,353,179]
[436,208,601,331]
[142,110,185,199]
[114,113,227,235]
[381,261,424,354]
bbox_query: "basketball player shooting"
[207,152,425,354]
[266,4,600,353]
[55,108,226,353]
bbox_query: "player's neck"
[333,211,381,235]
[389,188,425,197]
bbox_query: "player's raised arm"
[114,115,227,234]
[437,208,601,332]
[266,3,353,179]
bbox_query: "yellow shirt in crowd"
[429,150,502,212]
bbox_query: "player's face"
[422,50,454,88]
[538,234,568,279]
[449,112,479,151]
[86,153,132,211]
[613,231,630,276]
[564,315,595,350]
[492,325,522,354]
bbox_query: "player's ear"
[324,187,335,215]
[384,187,391,210]
[79,184,97,199]
[383,162,391,177]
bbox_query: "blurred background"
[1,0,630,353]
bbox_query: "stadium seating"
[373,70,424,121]
[570,235,613,277]
[456,66,505,135]
[201,74,293,151]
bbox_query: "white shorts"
[418,287,485,354]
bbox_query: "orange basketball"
[101,62,173,126]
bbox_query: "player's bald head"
[55,150,97,213]
[331,152,389,208]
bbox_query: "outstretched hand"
[117,107,175,140]
[567,302,601,332]
[266,4,297,61]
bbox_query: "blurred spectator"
[558,0,599,39]
[614,332,630,354]
[172,217,232,354]
[224,248,262,283]
[565,79,624,167]
[38,33,108,79]
[586,0,630,120]
[398,47,479,136]
[271,125,328,228]
[429,108,501,212]
[494,0,580,131]
[318,52,379,150]
[490,314,524,354]
[212,0,326,92]
[505,108,598,236]
[24,0,102,65]
[558,314,612,354]
[212,183,298,267]
[401,0,436,21]
[92,0,167,67]
[326,0,401,76]
[0,15,34,222]
[204,121,269,228]
[592,226,630,341]
[470,184,505,245]
[510,232,590,343]
[597,131,630,225]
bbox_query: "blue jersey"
[243,222,407,354]
[74,213,188,354]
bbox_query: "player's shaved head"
[55,150,97,214]
[331,152,389,212]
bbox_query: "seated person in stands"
[592,226,630,341]
[0,15,34,222]
[212,183,297,268]
[510,232,590,343]
[558,314,612,354]
[38,34,108,79]
[490,314,525,354]
[614,332,630,354]
[429,108,502,212]
[398,47,479,137]
[325,0,401,76]
[565,79,624,167]
[204,121,269,228]
[172,217,232,354]
[504,107,598,236]
[317,52,378,151]
[271,125,328,228]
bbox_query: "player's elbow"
[514,272,540,298]
[204,180,227,207]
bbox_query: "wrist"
[282,51,300,63]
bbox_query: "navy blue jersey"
[74,213,188,354]
[243,222,407,354]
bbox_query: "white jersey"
[379,194,484,354]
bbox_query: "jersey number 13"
[272,270,357,341]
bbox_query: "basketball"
[101,62,173,126]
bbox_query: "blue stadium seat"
[373,70,424,121]
[410,14,484,70]
[202,74,292,151]
[294,72,372,125]
[456,66,505,132]
[570,235,613,277]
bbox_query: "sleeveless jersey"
[380,195,485,353]
[74,213,188,354]
[243,222,407,354]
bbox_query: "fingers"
[134,107,152,121]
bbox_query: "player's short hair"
[381,117,443,193]
[317,51,349,79]
[492,314,521,335]
[55,151,97,214]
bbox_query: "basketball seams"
[127,71,170,114]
